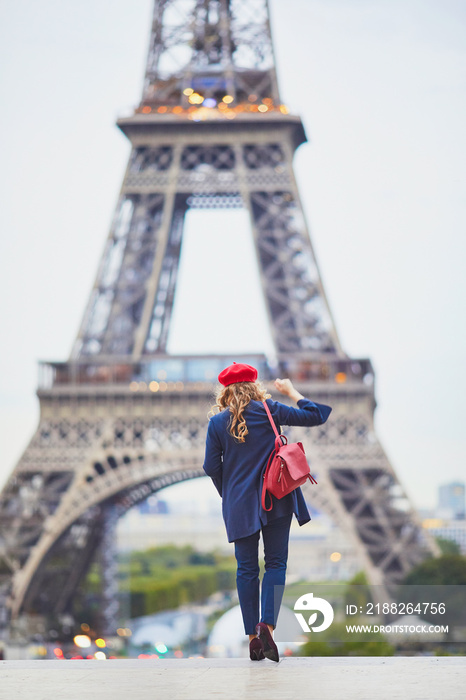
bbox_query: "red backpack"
[261,401,318,511]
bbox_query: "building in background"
[422,520,466,555]
[437,482,465,520]
[420,481,466,554]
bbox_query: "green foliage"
[123,563,236,617]
[300,621,395,657]
[80,545,237,619]
[117,544,226,579]
[83,562,101,593]
[402,554,466,585]
[435,537,461,556]
[188,551,217,566]
[344,570,372,610]
[347,570,369,585]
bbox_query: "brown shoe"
[256,622,279,662]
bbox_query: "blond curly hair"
[209,381,271,443]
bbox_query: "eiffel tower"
[0,0,439,634]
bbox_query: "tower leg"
[99,505,120,637]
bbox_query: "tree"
[435,537,461,556]
[402,554,466,585]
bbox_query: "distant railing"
[37,354,374,391]
[38,355,270,391]
[278,356,374,386]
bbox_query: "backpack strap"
[261,401,284,511]
[261,448,276,511]
[262,401,287,449]
[262,400,279,437]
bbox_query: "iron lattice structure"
[0,0,439,633]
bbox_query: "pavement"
[1,656,465,700]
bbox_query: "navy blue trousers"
[233,513,292,635]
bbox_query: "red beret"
[218,362,258,386]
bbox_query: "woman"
[203,362,332,662]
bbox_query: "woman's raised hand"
[274,378,293,396]
[274,378,304,403]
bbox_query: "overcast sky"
[0,0,465,512]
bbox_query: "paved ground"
[1,657,465,700]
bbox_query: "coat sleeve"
[269,398,332,427]
[203,418,223,497]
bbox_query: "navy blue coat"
[203,397,332,542]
